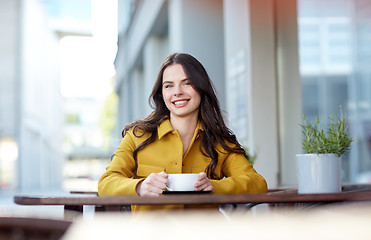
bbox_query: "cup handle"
[165,175,172,191]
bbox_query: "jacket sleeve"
[98,131,143,196]
[210,151,268,194]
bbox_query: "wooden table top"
[14,189,371,206]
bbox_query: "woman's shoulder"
[210,133,242,154]
[124,124,149,139]
[123,115,169,140]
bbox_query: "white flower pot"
[296,154,342,194]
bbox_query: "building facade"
[0,0,63,191]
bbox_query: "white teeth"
[174,100,187,105]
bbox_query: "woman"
[98,53,267,211]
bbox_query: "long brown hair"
[122,53,248,179]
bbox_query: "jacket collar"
[157,118,204,139]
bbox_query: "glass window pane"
[298,0,371,183]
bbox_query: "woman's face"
[162,64,201,120]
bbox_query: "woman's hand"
[136,171,168,197]
[194,172,214,192]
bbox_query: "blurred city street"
[0,0,117,197]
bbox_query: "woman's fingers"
[138,171,168,196]
[147,172,168,187]
[194,172,214,192]
[139,171,214,195]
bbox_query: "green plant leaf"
[300,106,353,156]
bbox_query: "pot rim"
[296,153,340,157]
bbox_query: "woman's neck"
[170,114,198,135]
[170,114,198,154]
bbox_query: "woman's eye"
[164,84,173,88]
[184,81,191,86]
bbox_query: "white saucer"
[162,190,212,195]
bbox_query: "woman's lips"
[172,100,189,107]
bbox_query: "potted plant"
[296,106,353,194]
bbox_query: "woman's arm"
[210,152,268,194]
[98,132,143,196]
[98,131,170,197]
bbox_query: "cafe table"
[14,184,371,213]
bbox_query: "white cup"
[167,173,199,191]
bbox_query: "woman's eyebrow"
[162,80,173,85]
[162,78,190,85]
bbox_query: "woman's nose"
[173,85,183,96]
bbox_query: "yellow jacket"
[98,119,267,211]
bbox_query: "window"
[298,0,371,183]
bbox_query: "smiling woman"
[98,53,267,212]
[162,64,201,124]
